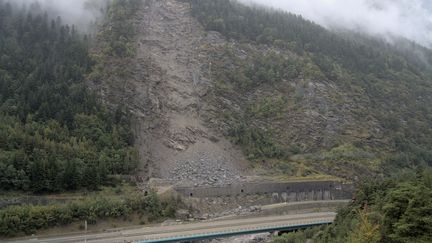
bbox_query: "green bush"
[0,192,176,236]
[228,123,285,160]
[279,169,432,243]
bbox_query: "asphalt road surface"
[8,212,336,243]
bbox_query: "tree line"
[0,191,177,236]
[190,0,432,172]
[0,0,139,193]
[273,169,432,243]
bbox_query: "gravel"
[168,152,245,186]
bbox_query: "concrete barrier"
[174,180,353,202]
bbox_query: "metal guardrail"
[137,219,333,243]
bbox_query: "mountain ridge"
[187,0,432,179]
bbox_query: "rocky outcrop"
[117,0,249,186]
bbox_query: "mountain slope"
[94,0,432,181]
[92,0,249,186]
[188,0,432,179]
[0,1,138,193]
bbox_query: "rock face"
[93,0,381,183]
[126,0,249,186]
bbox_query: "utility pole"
[84,220,87,243]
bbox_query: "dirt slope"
[129,0,249,186]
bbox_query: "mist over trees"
[0,0,431,240]
[188,1,432,241]
[0,1,138,192]
[2,0,108,32]
[240,0,432,49]
[190,0,432,173]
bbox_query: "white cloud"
[8,0,107,32]
[240,0,432,48]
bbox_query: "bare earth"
[130,0,249,186]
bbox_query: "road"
[8,212,336,243]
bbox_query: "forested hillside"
[1,0,431,240]
[273,169,432,243]
[0,0,137,193]
[190,0,432,178]
[186,1,432,242]
[0,1,183,237]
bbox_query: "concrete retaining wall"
[174,180,353,202]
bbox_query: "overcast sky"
[7,0,432,48]
[240,0,432,48]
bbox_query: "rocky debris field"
[129,0,249,186]
[169,152,246,186]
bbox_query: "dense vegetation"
[273,169,432,243]
[190,0,432,75]
[101,0,139,58]
[0,2,174,237]
[0,0,138,193]
[87,0,141,118]
[190,0,432,177]
[0,188,178,236]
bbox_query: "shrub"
[0,192,176,236]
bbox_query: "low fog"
[7,0,107,32]
[241,0,432,48]
[7,0,432,48]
